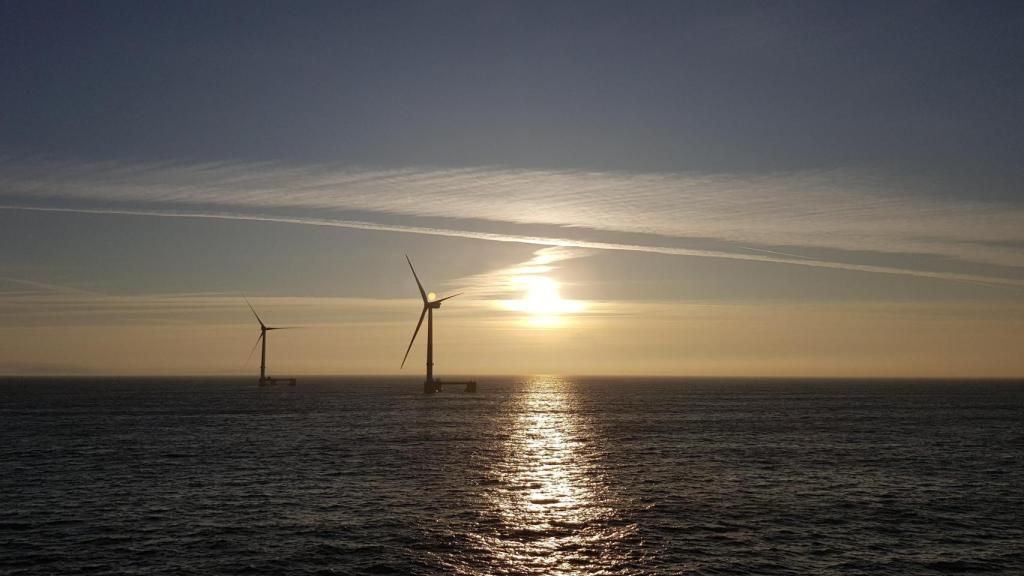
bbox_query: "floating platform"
[424,379,476,393]
[259,377,297,387]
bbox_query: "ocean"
[1,377,1022,575]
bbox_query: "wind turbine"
[245,297,297,386]
[401,255,472,392]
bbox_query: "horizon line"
[2,373,1022,381]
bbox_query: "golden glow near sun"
[501,276,586,328]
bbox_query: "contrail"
[3,204,1023,290]
[4,160,1024,268]
[0,276,100,295]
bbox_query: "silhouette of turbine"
[400,255,461,387]
[245,297,297,386]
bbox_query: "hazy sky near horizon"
[2,1,1023,376]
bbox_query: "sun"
[502,276,585,327]
[523,277,560,314]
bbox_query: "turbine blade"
[435,292,462,303]
[245,331,264,365]
[401,306,428,368]
[265,326,301,330]
[243,296,265,329]
[406,254,428,303]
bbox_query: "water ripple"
[1,376,1022,574]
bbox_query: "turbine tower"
[245,297,297,386]
[401,255,466,392]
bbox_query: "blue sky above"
[3,1,1023,184]
[1,1,1022,376]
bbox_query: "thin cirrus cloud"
[1,160,1023,284]
[7,203,1023,290]
[0,292,418,327]
[429,246,588,300]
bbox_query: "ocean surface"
[1,377,1022,575]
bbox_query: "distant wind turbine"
[245,297,297,386]
[400,255,474,392]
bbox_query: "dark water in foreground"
[1,377,1022,575]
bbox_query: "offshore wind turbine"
[245,297,297,387]
[400,255,475,393]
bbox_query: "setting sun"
[501,276,586,327]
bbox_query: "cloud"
[0,276,100,296]
[2,159,1023,285]
[0,291,430,327]
[3,295,1022,377]
[451,246,589,298]
[3,203,1024,290]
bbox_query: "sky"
[1,1,1023,377]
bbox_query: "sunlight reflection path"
[475,376,640,575]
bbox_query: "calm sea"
[1,377,1022,575]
